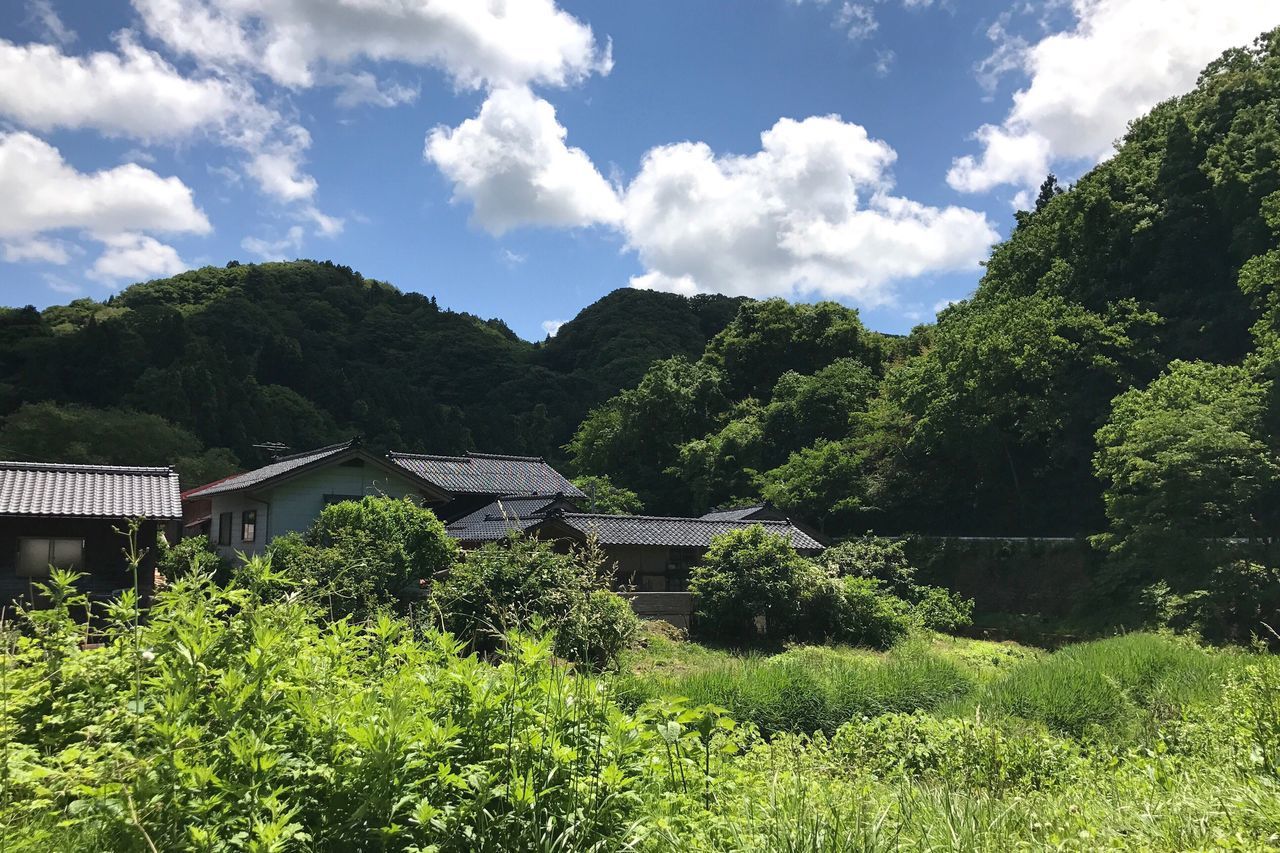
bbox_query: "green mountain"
[0,260,741,484]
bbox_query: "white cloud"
[131,0,611,90]
[0,131,210,238]
[246,125,318,202]
[622,115,997,304]
[0,37,323,207]
[88,232,188,282]
[0,36,243,141]
[873,49,896,77]
[241,226,304,260]
[43,272,82,295]
[3,236,71,265]
[332,71,419,108]
[835,3,878,40]
[425,86,622,235]
[949,0,1280,195]
[541,319,566,337]
[933,296,961,314]
[301,206,345,238]
[25,0,76,45]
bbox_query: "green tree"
[1094,360,1278,596]
[571,474,643,514]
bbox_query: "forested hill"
[571,29,1280,552]
[0,261,742,484]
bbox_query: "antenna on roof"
[252,441,292,461]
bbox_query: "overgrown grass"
[975,632,1240,739]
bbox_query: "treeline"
[0,261,741,484]
[570,30,1280,631]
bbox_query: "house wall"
[209,462,430,560]
[606,545,671,590]
[0,516,168,610]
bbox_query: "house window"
[16,537,84,578]
[241,510,257,543]
[217,512,233,546]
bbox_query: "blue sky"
[1,1,1277,340]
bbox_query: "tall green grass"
[976,632,1237,738]
[620,639,974,736]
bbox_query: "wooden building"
[0,461,182,608]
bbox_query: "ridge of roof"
[556,512,795,526]
[266,438,361,464]
[0,460,175,476]
[387,450,546,463]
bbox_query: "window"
[217,512,233,546]
[241,510,257,543]
[16,537,83,578]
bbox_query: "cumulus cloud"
[622,115,996,304]
[0,36,243,141]
[88,232,188,282]
[425,86,622,235]
[541,319,566,337]
[949,0,1280,195]
[131,0,611,90]
[0,131,210,238]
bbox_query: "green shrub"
[823,536,974,633]
[431,535,638,668]
[155,534,228,582]
[0,562,660,852]
[689,525,812,642]
[831,711,1083,793]
[267,496,456,616]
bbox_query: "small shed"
[0,461,182,608]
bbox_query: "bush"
[431,535,638,668]
[0,564,661,851]
[689,526,812,642]
[155,534,227,582]
[831,711,1083,793]
[823,536,974,633]
[266,496,456,617]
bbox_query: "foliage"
[688,526,814,643]
[5,574,1280,851]
[821,537,974,633]
[267,496,456,618]
[0,262,739,470]
[0,401,240,488]
[154,534,227,583]
[571,474,642,514]
[430,535,639,668]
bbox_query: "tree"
[571,474,643,514]
[688,525,816,642]
[1094,360,1278,596]
[268,496,457,617]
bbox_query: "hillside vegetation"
[0,264,741,483]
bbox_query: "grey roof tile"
[0,461,182,519]
[183,441,358,498]
[446,495,566,541]
[389,452,584,498]
[700,506,766,521]
[555,514,824,552]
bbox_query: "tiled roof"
[700,506,766,522]
[553,514,824,552]
[0,461,182,519]
[388,452,584,498]
[446,495,568,541]
[183,441,358,498]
